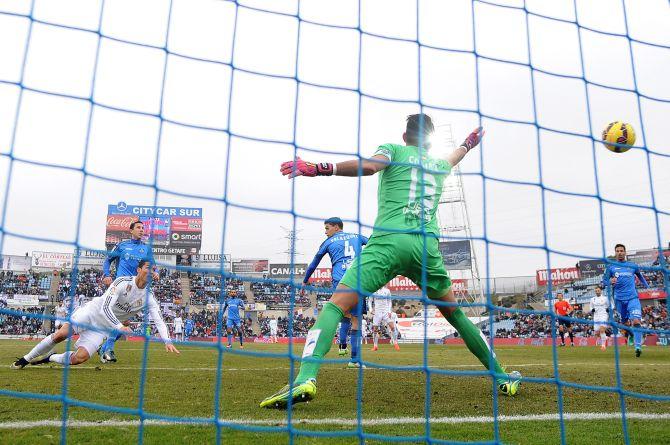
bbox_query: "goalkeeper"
[261,114,521,409]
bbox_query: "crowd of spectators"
[0,270,50,297]
[189,275,245,305]
[58,268,104,302]
[642,303,669,331]
[0,299,46,336]
[153,268,182,303]
[258,312,315,337]
[251,282,310,308]
[486,301,668,338]
[176,308,252,338]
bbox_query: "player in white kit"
[370,287,399,351]
[54,303,67,330]
[590,285,611,351]
[269,316,279,343]
[11,261,179,369]
[173,314,184,342]
[361,317,368,344]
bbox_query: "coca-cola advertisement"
[536,267,581,286]
[106,202,203,254]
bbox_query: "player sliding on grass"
[11,261,179,369]
[260,114,521,409]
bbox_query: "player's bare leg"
[598,326,607,351]
[388,320,400,351]
[372,325,379,351]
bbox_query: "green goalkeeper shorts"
[339,233,452,299]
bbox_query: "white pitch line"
[17,362,670,372]
[0,412,668,429]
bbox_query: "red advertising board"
[536,267,580,286]
[308,269,468,294]
[171,217,202,232]
[307,268,332,283]
[106,215,138,232]
[638,290,668,300]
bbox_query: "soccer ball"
[602,121,636,153]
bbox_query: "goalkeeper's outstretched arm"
[280,155,389,178]
[445,127,484,167]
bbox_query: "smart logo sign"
[106,202,203,255]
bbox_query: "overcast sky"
[0,0,668,279]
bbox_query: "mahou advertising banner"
[536,267,580,286]
[387,277,469,293]
[106,202,203,255]
[307,268,332,283]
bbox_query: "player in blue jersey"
[99,220,157,363]
[184,316,194,341]
[223,296,245,348]
[303,217,368,367]
[602,243,650,357]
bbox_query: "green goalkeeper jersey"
[371,143,452,238]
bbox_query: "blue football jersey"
[304,232,369,283]
[103,239,151,278]
[226,298,243,320]
[602,261,649,301]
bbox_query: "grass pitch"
[0,339,669,444]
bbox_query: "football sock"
[294,302,344,384]
[227,333,233,345]
[49,351,73,365]
[339,317,351,349]
[446,308,506,380]
[23,334,56,361]
[569,332,574,344]
[101,334,122,354]
[391,327,398,344]
[239,329,244,346]
[633,326,642,348]
[373,332,379,347]
[600,332,607,346]
[350,329,360,361]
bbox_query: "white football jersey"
[590,295,609,319]
[55,305,67,319]
[85,276,169,341]
[371,287,393,313]
[174,316,183,331]
[269,319,278,329]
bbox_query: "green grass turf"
[0,339,668,444]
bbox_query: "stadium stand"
[250,282,311,309]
